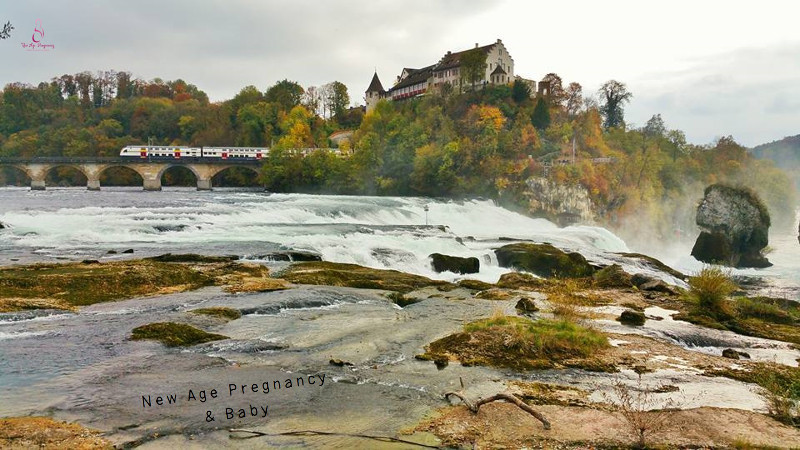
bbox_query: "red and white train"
[119,146,269,160]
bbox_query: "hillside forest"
[0,69,796,243]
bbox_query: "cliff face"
[523,177,594,226]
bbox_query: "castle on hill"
[365,39,538,112]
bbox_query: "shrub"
[755,370,800,426]
[686,266,736,316]
[606,373,678,449]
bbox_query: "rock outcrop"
[429,253,480,274]
[522,177,594,226]
[592,264,632,288]
[495,243,595,278]
[618,309,646,326]
[691,184,772,268]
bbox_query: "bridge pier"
[87,178,101,191]
[31,179,46,190]
[143,178,162,191]
[197,178,212,191]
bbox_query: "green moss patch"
[0,258,273,311]
[418,316,610,371]
[281,261,452,293]
[130,322,228,347]
[0,260,212,307]
[457,279,495,291]
[495,243,595,278]
[593,264,633,288]
[678,295,800,345]
[189,307,242,321]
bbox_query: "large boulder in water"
[429,253,479,274]
[690,184,772,268]
[494,243,595,278]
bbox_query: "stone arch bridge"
[0,157,262,191]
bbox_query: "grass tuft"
[189,307,242,321]
[686,266,737,316]
[130,322,228,347]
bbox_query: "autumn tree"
[565,82,583,117]
[598,80,632,129]
[460,48,488,91]
[265,79,304,111]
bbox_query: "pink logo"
[32,19,43,42]
[21,19,54,51]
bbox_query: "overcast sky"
[2,0,799,146]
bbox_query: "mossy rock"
[457,279,495,291]
[0,260,214,307]
[146,253,239,263]
[0,417,111,449]
[189,307,242,321]
[130,322,228,347]
[419,316,609,371]
[429,253,480,274]
[475,289,512,300]
[618,309,646,326]
[0,259,272,310]
[593,264,633,288]
[281,261,451,293]
[616,252,686,279]
[495,243,595,278]
[515,297,539,314]
[496,272,546,290]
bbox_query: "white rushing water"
[0,187,797,293]
[0,188,631,283]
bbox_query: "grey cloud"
[627,43,800,146]
[2,0,496,103]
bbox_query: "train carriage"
[120,146,267,160]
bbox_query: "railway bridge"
[0,157,262,191]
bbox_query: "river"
[1,187,798,447]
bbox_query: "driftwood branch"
[229,429,440,448]
[444,377,551,430]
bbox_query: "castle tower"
[365,72,385,113]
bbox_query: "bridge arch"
[159,164,200,188]
[1,165,32,186]
[97,165,145,186]
[44,164,89,188]
[210,165,261,187]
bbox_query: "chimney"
[497,38,502,44]
[475,43,479,48]
[446,51,451,55]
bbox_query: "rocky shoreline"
[1,252,799,448]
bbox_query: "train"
[119,145,269,160]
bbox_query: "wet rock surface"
[429,253,480,274]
